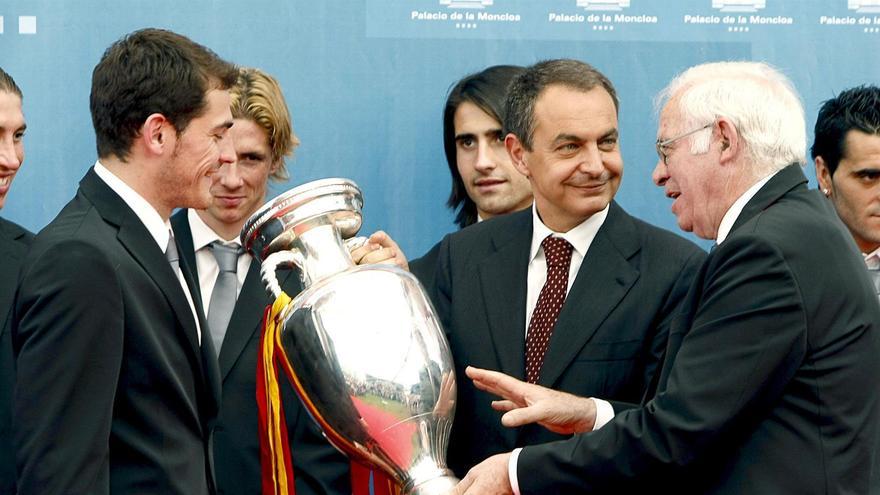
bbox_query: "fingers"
[348,243,376,264]
[467,366,530,404]
[501,404,549,428]
[353,231,409,270]
[491,400,518,412]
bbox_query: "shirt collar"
[93,160,170,251]
[716,170,780,245]
[187,208,242,251]
[864,246,880,269]
[529,203,609,261]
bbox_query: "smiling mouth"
[475,178,505,187]
[570,181,606,191]
[0,177,10,186]
[666,191,681,199]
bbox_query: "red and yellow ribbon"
[257,292,296,495]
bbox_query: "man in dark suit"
[12,29,237,494]
[171,67,351,495]
[0,67,32,495]
[453,61,880,495]
[410,65,531,287]
[431,59,705,477]
[812,85,880,299]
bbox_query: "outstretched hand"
[466,366,597,435]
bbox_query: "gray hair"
[656,61,806,177]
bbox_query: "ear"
[815,156,833,197]
[716,117,739,165]
[505,133,530,178]
[269,159,282,177]
[140,113,173,156]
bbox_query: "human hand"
[447,453,512,495]
[349,230,409,270]
[466,366,597,435]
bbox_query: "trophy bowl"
[242,178,459,495]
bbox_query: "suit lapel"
[478,210,532,380]
[80,171,204,373]
[217,265,299,380]
[0,219,29,334]
[171,210,198,283]
[171,210,229,412]
[538,202,640,388]
[730,164,807,234]
[217,261,264,379]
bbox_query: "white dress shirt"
[863,247,880,269]
[94,161,202,343]
[510,204,613,494]
[863,246,880,299]
[186,209,251,314]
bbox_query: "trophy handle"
[261,251,303,299]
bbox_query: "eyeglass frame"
[655,122,714,165]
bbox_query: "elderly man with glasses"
[451,61,880,495]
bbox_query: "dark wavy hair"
[443,65,525,229]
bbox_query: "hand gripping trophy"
[241,178,459,495]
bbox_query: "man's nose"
[652,159,668,187]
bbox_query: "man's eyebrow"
[552,133,583,144]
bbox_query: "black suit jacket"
[409,241,440,297]
[12,168,221,495]
[0,218,33,495]
[171,210,350,495]
[518,165,880,494]
[431,202,705,476]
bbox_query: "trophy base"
[411,474,460,495]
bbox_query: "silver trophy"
[242,178,458,495]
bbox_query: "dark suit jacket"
[518,165,880,494]
[12,168,221,495]
[409,241,440,296]
[0,218,33,495]
[431,202,706,476]
[171,210,350,495]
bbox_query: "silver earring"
[822,188,830,197]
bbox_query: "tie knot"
[542,236,573,268]
[210,241,242,273]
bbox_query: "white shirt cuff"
[509,447,523,495]
[592,398,615,430]
[507,400,613,495]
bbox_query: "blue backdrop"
[1,0,878,256]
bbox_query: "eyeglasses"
[655,122,714,165]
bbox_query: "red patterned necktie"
[525,236,573,384]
